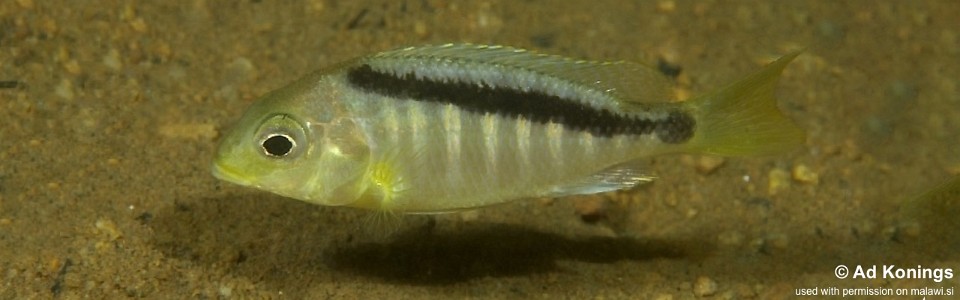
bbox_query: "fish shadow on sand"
[149,192,960,290]
[149,193,708,286]
[326,223,703,285]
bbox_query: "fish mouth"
[211,162,254,186]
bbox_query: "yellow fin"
[361,205,405,238]
[684,50,805,156]
[897,175,960,249]
[366,156,409,212]
[900,175,960,229]
[356,149,432,236]
[353,142,430,212]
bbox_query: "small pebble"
[842,139,862,160]
[767,168,790,196]
[225,57,257,84]
[656,0,676,13]
[693,276,718,297]
[102,48,123,71]
[55,78,75,100]
[653,294,673,300]
[306,0,325,12]
[732,283,757,298]
[152,41,173,62]
[791,164,819,185]
[16,0,33,9]
[673,87,691,101]
[899,222,921,238]
[947,165,960,175]
[765,233,789,250]
[663,194,678,207]
[129,17,148,33]
[46,257,63,274]
[890,222,921,242]
[95,218,122,241]
[695,156,726,175]
[219,286,233,298]
[63,59,81,75]
[94,241,112,252]
[40,17,58,36]
[717,230,744,247]
[574,196,609,223]
[750,234,789,255]
[853,219,877,237]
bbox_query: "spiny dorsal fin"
[368,43,676,106]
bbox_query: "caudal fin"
[684,51,805,156]
[900,175,960,228]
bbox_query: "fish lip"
[211,162,253,186]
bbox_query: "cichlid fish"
[212,44,804,214]
[900,175,960,242]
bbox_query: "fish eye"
[255,114,308,160]
[261,134,295,157]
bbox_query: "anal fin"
[545,160,656,198]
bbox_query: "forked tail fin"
[683,51,805,156]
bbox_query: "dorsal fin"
[367,43,676,106]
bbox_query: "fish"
[211,43,805,214]
[899,175,960,245]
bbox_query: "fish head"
[212,73,371,206]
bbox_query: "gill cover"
[309,116,371,206]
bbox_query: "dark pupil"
[262,135,294,157]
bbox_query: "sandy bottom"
[1,1,958,298]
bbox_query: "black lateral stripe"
[346,64,695,142]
